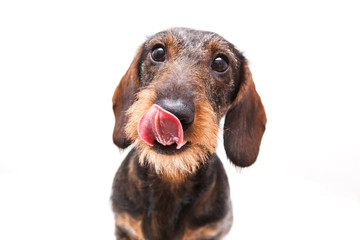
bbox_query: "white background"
[1,0,359,239]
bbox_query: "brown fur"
[223,63,267,167]
[115,213,144,240]
[111,28,266,239]
[112,47,142,148]
[125,90,219,180]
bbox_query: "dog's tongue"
[138,104,186,149]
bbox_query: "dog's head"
[113,28,266,180]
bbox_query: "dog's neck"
[132,148,215,187]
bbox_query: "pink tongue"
[138,104,186,149]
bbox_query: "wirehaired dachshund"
[111,28,266,240]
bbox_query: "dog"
[111,28,266,240]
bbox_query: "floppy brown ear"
[223,62,267,167]
[112,49,142,149]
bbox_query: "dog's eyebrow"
[146,33,179,47]
[206,39,240,65]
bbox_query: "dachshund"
[111,28,266,240]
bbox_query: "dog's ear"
[112,48,142,148]
[223,61,266,167]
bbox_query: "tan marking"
[184,225,219,240]
[125,90,219,182]
[184,208,233,240]
[115,213,144,240]
[164,34,182,60]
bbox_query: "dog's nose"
[155,99,195,132]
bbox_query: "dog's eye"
[151,45,166,62]
[211,55,229,72]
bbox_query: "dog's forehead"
[170,28,222,45]
[146,28,237,60]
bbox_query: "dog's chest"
[112,151,232,239]
[115,205,232,240]
[115,186,197,239]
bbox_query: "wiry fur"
[125,89,219,180]
[111,28,266,240]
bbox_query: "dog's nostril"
[176,113,194,132]
[155,99,195,132]
[180,118,193,125]
[180,118,193,131]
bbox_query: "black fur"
[111,149,230,239]
[112,27,266,239]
